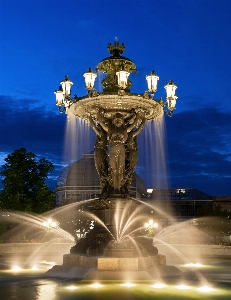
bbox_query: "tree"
[0,148,55,213]
[196,205,231,244]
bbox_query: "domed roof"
[57,152,99,187]
[57,152,147,195]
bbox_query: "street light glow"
[43,218,58,229]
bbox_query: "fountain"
[1,205,231,298]
[51,41,178,280]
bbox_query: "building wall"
[144,188,214,220]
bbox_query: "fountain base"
[46,255,184,281]
[46,196,169,280]
[63,253,166,270]
[84,270,155,281]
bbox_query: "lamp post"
[43,218,57,230]
[54,40,178,198]
[54,41,177,117]
[144,219,158,237]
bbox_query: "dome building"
[56,152,147,206]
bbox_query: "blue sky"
[0,0,231,196]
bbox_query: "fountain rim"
[68,93,163,121]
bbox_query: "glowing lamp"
[121,283,136,287]
[60,75,73,96]
[83,67,97,90]
[91,283,103,288]
[164,80,178,110]
[43,218,57,229]
[54,87,64,106]
[116,69,130,89]
[198,286,213,293]
[11,266,22,272]
[176,284,190,290]
[146,70,159,93]
[47,218,52,225]
[66,285,78,290]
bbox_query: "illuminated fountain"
[0,42,230,298]
[0,205,228,296]
[53,40,178,280]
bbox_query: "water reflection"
[36,280,58,300]
[0,278,229,300]
[1,281,38,300]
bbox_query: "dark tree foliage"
[0,148,55,213]
[196,205,231,244]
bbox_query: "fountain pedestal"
[69,197,160,257]
[63,253,166,270]
[57,197,166,280]
[59,251,166,280]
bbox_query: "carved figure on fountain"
[90,110,144,197]
[91,122,110,193]
[121,115,145,193]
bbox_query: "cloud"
[165,107,231,195]
[0,95,65,152]
[0,95,67,188]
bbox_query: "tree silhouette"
[0,148,55,213]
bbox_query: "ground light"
[90,283,103,288]
[66,285,78,290]
[176,284,191,290]
[11,266,22,272]
[198,285,214,293]
[62,283,217,295]
[185,263,202,267]
[121,282,136,287]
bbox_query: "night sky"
[0,0,230,196]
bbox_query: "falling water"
[138,113,169,189]
[62,114,95,164]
